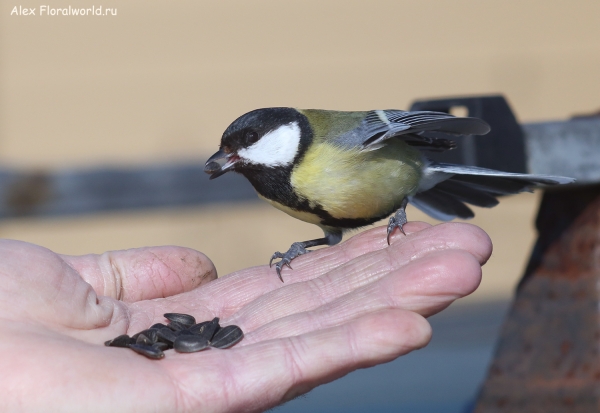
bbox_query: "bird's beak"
[204,149,239,180]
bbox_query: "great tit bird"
[204,108,574,281]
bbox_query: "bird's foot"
[387,201,408,245]
[269,242,310,282]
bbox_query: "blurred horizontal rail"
[0,164,257,219]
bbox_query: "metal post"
[474,185,600,411]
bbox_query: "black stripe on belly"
[240,166,395,230]
[318,213,392,229]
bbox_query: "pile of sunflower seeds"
[104,313,244,359]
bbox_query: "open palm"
[0,222,491,412]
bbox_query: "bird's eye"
[245,131,259,144]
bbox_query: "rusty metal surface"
[519,185,600,290]
[474,192,600,412]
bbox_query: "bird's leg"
[387,198,409,245]
[270,231,342,282]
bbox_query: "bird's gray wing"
[357,110,491,151]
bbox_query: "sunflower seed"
[136,334,153,346]
[173,335,209,353]
[167,320,187,332]
[204,161,221,174]
[152,342,170,351]
[157,327,178,344]
[136,328,158,343]
[129,344,165,359]
[103,313,243,359]
[164,313,196,327]
[189,321,210,334]
[106,334,131,348]
[210,325,244,349]
[197,317,220,341]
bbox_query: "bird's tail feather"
[410,162,575,221]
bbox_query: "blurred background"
[1,1,599,411]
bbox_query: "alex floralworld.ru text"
[11,5,117,16]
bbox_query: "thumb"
[61,246,217,302]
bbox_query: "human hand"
[0,222,491,412]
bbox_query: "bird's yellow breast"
[290,140,423,221]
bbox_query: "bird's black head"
[204,108,312,179]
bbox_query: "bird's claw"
[269,242,310,282]
[387,212,407,245]
[269,252,282,268]
[274,259,293,282]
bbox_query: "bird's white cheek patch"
[238,122,301,167]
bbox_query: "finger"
[171,222,490,320]
[239,249,481,343]
[126,223,431,323]
[60,246,217,302]
[0,240,127,336]
[2,325,177,412]
[126,222,489,330]
[164,223,429,311]
[168,309,431,412]
[281,221,433,281]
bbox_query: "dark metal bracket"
[410,95,527,174]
